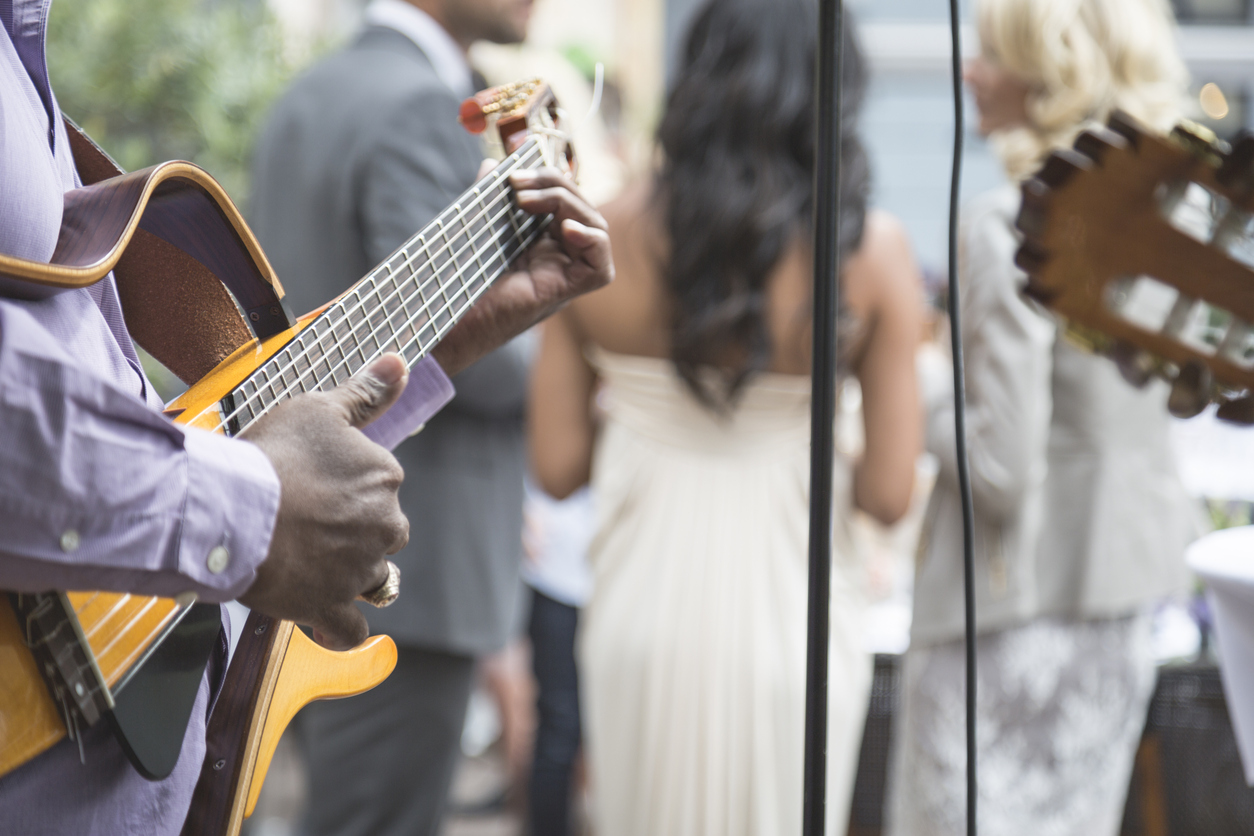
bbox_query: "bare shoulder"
[566,180,670,356]
[598,180,663,272]
[843,210,922,313]
[599,180,656,233]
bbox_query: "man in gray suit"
[250,0,552,832]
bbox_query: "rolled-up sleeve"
[360,354,455,450]
[0,301,280,602]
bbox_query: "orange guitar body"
[0,313,398,812]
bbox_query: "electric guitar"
[0,78,571,836]
[1015,110,1254,420]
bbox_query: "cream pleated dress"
[579,348,872,836]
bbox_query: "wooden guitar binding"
[3,119,289,382]
[1014,111,1254,419]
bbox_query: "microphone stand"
[802,0,842,833]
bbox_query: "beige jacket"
[912,186,1197,647]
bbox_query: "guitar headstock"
[1016,111,1254,420]
[459,78,576,178]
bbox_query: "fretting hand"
[431,165,613,376]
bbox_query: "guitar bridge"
[9,592,114,763]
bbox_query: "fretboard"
[216,137,549,435]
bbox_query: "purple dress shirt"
[0,0,453,830]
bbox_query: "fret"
[229,399,254,430]
[330,343,350,386]
[433,226,456,332]
[415,238,437,309]
[367,286,390,334]
[357,327,380,362]
[434,218,458,322]
[454,202,478,302]
[276,349,297,391]
[386,268,416,354]
[313,352,332,382]
[416,319,438,353]
[341,328,360,373]
[448,205,473,268]
[383,267,406,318]
[332,315,352,342]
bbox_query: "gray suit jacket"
[249,26,528,656]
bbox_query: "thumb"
[330,353,409,428]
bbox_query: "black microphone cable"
[944,2,980,835]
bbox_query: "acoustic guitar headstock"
[459,78,576,178]
[1016,111,1254,420]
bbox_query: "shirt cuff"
[361,355,455,450]
[177,428,282,600]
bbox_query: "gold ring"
[357,560,401,608]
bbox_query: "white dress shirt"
[363,0,473,97]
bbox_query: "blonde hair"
[977,0,1189,180]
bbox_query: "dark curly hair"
[656,0,870,409]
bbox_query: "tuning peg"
[1218,131,1254,194]
[1167,360,1213,418]
[458,98,489,134]
[1073,127,1127,165]
[1020,276,1058,306]
[1108,341,1157,388]
[1106,110,1146,148]
[1035,148,1093,189]
[1014,241,1049,274]
[1017,181,1052,240]
[1216,392,1254,424]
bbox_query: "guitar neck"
[217,138,549,435]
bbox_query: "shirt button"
[59,530,81,553]
[207,546,231,575]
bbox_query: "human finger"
[557,218,614,280]
[328,353,408,428]
[509,172,605,231]
[313,603,371,651]
[510,167,594,208]
[476,158,497,182]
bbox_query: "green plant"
[46,0,297,208]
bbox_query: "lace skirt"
[887,613,1155,836]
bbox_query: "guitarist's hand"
[431,164,613,375]
[238,354,411,650]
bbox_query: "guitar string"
[217,205,542,435]
[216,142,543,429]
[214,146,549,432]
[218,170,542,432]
[223,218,546,436]
[217,201,540,434]
[224,140,544,420]
[265,140,543,390]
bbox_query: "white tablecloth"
[1187,525,1254,784]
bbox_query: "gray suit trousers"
[297,647,476,836]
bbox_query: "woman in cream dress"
[528,1,923,833]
